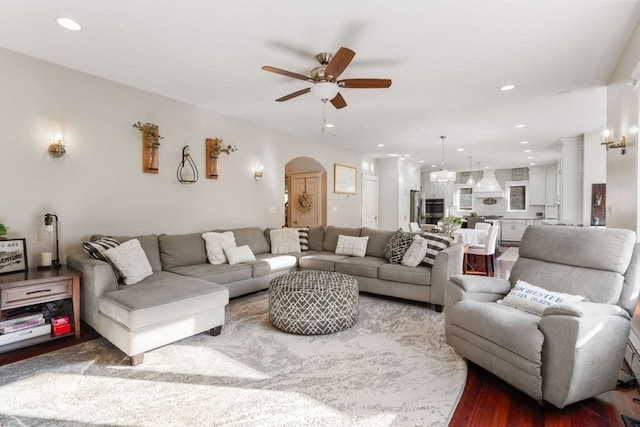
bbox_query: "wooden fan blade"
[324,47,355,80]
[338,78,392,89]
[330,92,347,109]
[275,87,311,102]
[262,66,313,82]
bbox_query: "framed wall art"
[0,238,28,274]
[334,163,357,195]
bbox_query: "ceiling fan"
[262,47,392,109]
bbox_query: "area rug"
[497,247,519,262]
[0,291,467,427]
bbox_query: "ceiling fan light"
[311,81,339,101]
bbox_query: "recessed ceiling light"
[399,157,405,161]
[500,84,516,91]
[527,156,533,160]
[530,162,536,166]
[378,143,384,147]
[56,17,82,31]
[325,123,334,128]
[419,160,424,163]
[389,153,400,157]
[457,148,464,152]
[404,154,410,157]
[431,164,437,168]
[514,124,525,128]
[524,149,532,153]
[484,166,490,169]
[520,140,529,144]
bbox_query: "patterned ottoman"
[269,270,359,335]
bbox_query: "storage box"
[52,322,71,336]
[0,324,51,346]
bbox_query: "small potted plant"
[439,216,462,236]
[0,223,7,240]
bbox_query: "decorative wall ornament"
[176,145,199,184]
[297,191,313,212]
[133,121,164,174]
[482,198,497,205]
[205,138,237,179]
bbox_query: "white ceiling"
[1,1,639,172]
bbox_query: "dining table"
[452,228,488,246]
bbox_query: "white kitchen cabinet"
[501,220,528,242]
[423,179,446,199]
[529,169,546,205]
[545,169,558,206]
[528,164,559,207]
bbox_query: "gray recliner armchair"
[445,225,640,408]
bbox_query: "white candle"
[41,252,52,267]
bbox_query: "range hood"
[474,169,504,198]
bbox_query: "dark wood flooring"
[2,251,640,426]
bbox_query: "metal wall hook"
[177,145,199,184]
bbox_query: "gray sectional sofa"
[68,225,464,365]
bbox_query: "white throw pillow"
[224,245,256,265]
[498,280,585,315]
[335,235,369,257]
[401,235,429,267]
[202,231,236,264]
[270,228,301,254]
[104,239,153,285]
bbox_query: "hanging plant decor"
[297,191,313,213]
[206,138,237,179]
[133,121,164,174]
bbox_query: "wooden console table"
[0,266,80,352]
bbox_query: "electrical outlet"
[606,204,612,215]
[268,206,276,214]
[333,206,338,212]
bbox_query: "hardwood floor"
[2,252,640,426]
[450,250,640,427]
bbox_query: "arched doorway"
[285,157,327,228]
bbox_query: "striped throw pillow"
[422,233,453,268]
[83,237,120,262]
[295,227,310,251]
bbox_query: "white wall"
[559,137,584,225]
[0,48,364,267]
[606,19,640,233]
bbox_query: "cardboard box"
[52,322,71,336]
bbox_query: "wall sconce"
[601,129,627,155]
[48,133,66,159]
[253,165,264,181]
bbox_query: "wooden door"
[362,175,379,229]
[288,172,322,228]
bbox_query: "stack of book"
[0,313,51,346]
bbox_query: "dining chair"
[467,217,486,229]
[475,222,491,232]
[467,224,499,275]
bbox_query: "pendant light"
[430,136,457,183]
[466,156,475,185]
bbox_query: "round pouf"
[269,270,359,335]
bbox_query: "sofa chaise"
[68,225,464,365]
